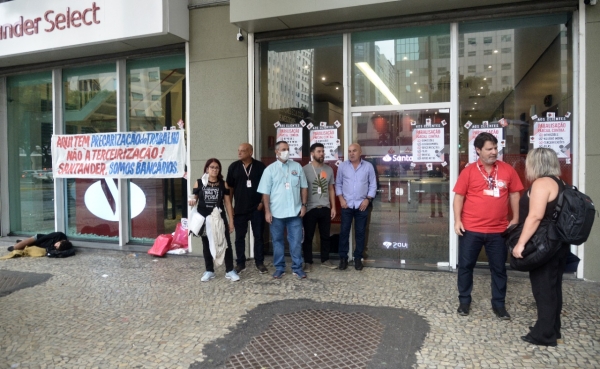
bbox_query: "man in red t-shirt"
[453,132,523,320]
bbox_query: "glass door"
[352,108,450,268]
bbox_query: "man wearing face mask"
[257,141,309,279]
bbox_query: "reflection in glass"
[258,36,344,255]
[352,25,451,106]
[7,72,55,234]
[458,14,573,183]
[127,55,186,243]
[63,64,118,240]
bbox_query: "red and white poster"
[533,118,571,158]
[412,126,444,163]
[275,123,303,159]
[310,127,339,161]
[51,130,187,179]
[467,122,504,163]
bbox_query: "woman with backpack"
[188,158,239,282]
[511,148,570,347]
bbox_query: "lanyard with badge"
[243,162,253,188]
[311,163,323,195]
[279,162,290,190]
[476,161,499,197]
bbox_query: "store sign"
[0,0,188,58]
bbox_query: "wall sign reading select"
[0,2,101,41]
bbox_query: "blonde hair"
[525,148,561,182]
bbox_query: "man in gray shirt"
[302,143,338,272]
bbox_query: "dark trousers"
[339,207,369,259]
[233,209,265,266]
[302,207,332,264]
[457,231,507,308]
[202,227,234,273]
[528,244,569,344]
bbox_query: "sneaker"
[321,260,337,269]
[234,264,246,274]
[303,263,313,273]
[225,270,240,282]
[7,246,14,252]
[492,306,511,320]
[272,270,285,279]
[293,270,307,279]
[201,271,215,282]
[256,264,268,274]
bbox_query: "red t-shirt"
[453,159,524,233]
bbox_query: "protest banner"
[51,130,186,178]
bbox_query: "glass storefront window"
[352,25,451,106]
[258,35,344,255]
[63,64,118,240]
[127,55,186,243]
[458,14,573,263]
[458,14,573,182]
[7,72,55,235]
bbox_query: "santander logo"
[84,179,146,221]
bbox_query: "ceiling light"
[335,87,339,90]
[355,62,400,105]
[321,77,326,81]
[417,90,421,93]
[477,93,481,96]
[403,56,408,60]
[494,50,498,53]
[420,96,423,99]
[414,82,417,85]
[474,102,477,104]
[480,87,483,89]
[483,77,487,80]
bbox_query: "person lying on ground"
[7,232,73,253]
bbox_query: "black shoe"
[355,258,363,271]
[234,264,246,274]
[492,306,511,320]
[256,264,268,274]
[7,246,14,252]
[521,334,557,347]
[338,258,348,270]
[457,304,470,316]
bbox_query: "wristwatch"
[367,197,373,203]
[302,203,308,207]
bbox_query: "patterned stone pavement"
[0,249,599,368]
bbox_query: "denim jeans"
[270,216,303,273]
[302,207,332,264]
[233,209,265,266]
[457,230,507,308]
[338,207,369,259]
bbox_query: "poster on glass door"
[411,119,444,163]
[532,116,571,158]
[309,126,339,161]
[275,121,303,159]
[467,121,504,163]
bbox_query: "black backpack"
[549,176,597,245]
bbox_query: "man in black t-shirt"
[226,143,268,274]
[8,232,73,253]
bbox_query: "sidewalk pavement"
[0,249,599,368]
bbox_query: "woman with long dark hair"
[512,148,569,346]
[188,158,238,282]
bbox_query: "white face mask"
[279,150,289,161]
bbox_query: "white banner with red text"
[51,130,186,178]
